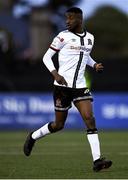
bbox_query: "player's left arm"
[86,33,104,73]
[87,55,104,73]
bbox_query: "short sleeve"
[50,32,65,51]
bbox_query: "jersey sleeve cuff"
[50,46,60,52]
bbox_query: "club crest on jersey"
[88,39,92,45]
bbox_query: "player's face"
[65,12,82,32]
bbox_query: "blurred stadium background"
[0,0,128,178]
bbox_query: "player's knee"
[85,113,94,121]
[49,122,64,132]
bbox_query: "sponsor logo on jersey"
[70,45,91,52]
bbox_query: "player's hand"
[51,70,68,86]
[55,74,68,86]
[94,63,104,73]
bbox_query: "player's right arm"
[43,49,67,86]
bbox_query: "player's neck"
[74,26,84,34]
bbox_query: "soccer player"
[23,7,112,172]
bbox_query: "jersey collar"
[71,30,86,38]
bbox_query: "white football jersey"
[50,30,96,88]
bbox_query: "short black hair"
[66,7,83,15]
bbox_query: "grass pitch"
[0,130,128,179]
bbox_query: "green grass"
[0,130,128,179]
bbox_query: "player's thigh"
[74,100,93,119]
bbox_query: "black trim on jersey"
[50,46,60,52]
[73,31,86,38]
[72,36,85,88]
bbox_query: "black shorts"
[53,85,93,111]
